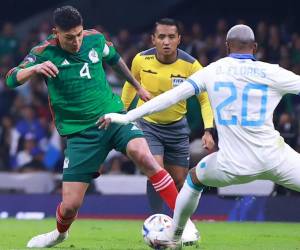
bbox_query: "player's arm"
[121,55,142,110]
[97,71,206,129]
[272,66,300,95]
[191,61,214,129]
[6,53,58,88]
[102,42,151,102]
[113,58,151,102]
[197,92,214,129]
[197,92,215,150]
[121,81,137,110]
[190,60,215,150]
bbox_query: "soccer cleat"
[26,229,68,248]
[182,219,200,246]
[150,229,183,250]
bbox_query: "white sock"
[171,180,202,239]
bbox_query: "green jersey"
[6,29,124,136]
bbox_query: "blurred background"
[0,0,300,221]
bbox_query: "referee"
[121,18,215,213]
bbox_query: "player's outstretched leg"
[126,138,178,210]
[27,180,87,248]
[150,217,199,249]
[27,197,79,248]
[167,169,204,248]
[26,229,68,248]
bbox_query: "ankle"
[54,229,67,236]
[171,226,184,241]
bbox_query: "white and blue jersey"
[188,54,300,175]
[123,52,300,188]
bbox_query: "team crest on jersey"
[24,54,36,63]
[20,54,36,68]
[89,48,99,63]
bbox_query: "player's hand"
[202,130,215,151]
[96,113,130,129]
[33,61,59,78]
[136,86,152,102]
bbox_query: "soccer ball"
[142,214,201,249]
[142,214,172,249]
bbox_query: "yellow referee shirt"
[121,48,213,128]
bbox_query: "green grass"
[0,219,300,250]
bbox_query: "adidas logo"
[131,125,139,131]
[63,157,69,169]
[61,59,70,65]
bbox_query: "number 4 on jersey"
[80,63,91,79]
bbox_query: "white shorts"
[195,144,300,192]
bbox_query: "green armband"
[6,68,20,88]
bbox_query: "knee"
[137,151,159,174]
[128,145,156,168]
[128,146,145,163]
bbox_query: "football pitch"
[0,219,299,250]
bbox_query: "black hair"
[53,6,83,31]
[153,18,180,34]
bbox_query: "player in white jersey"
[98,24,300,249]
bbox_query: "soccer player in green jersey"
[6,6,181,248]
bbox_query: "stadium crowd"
[0,18,300,178]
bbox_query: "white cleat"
[182,219,200,246]
[150,229,183,250]
[27,229,68,248]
